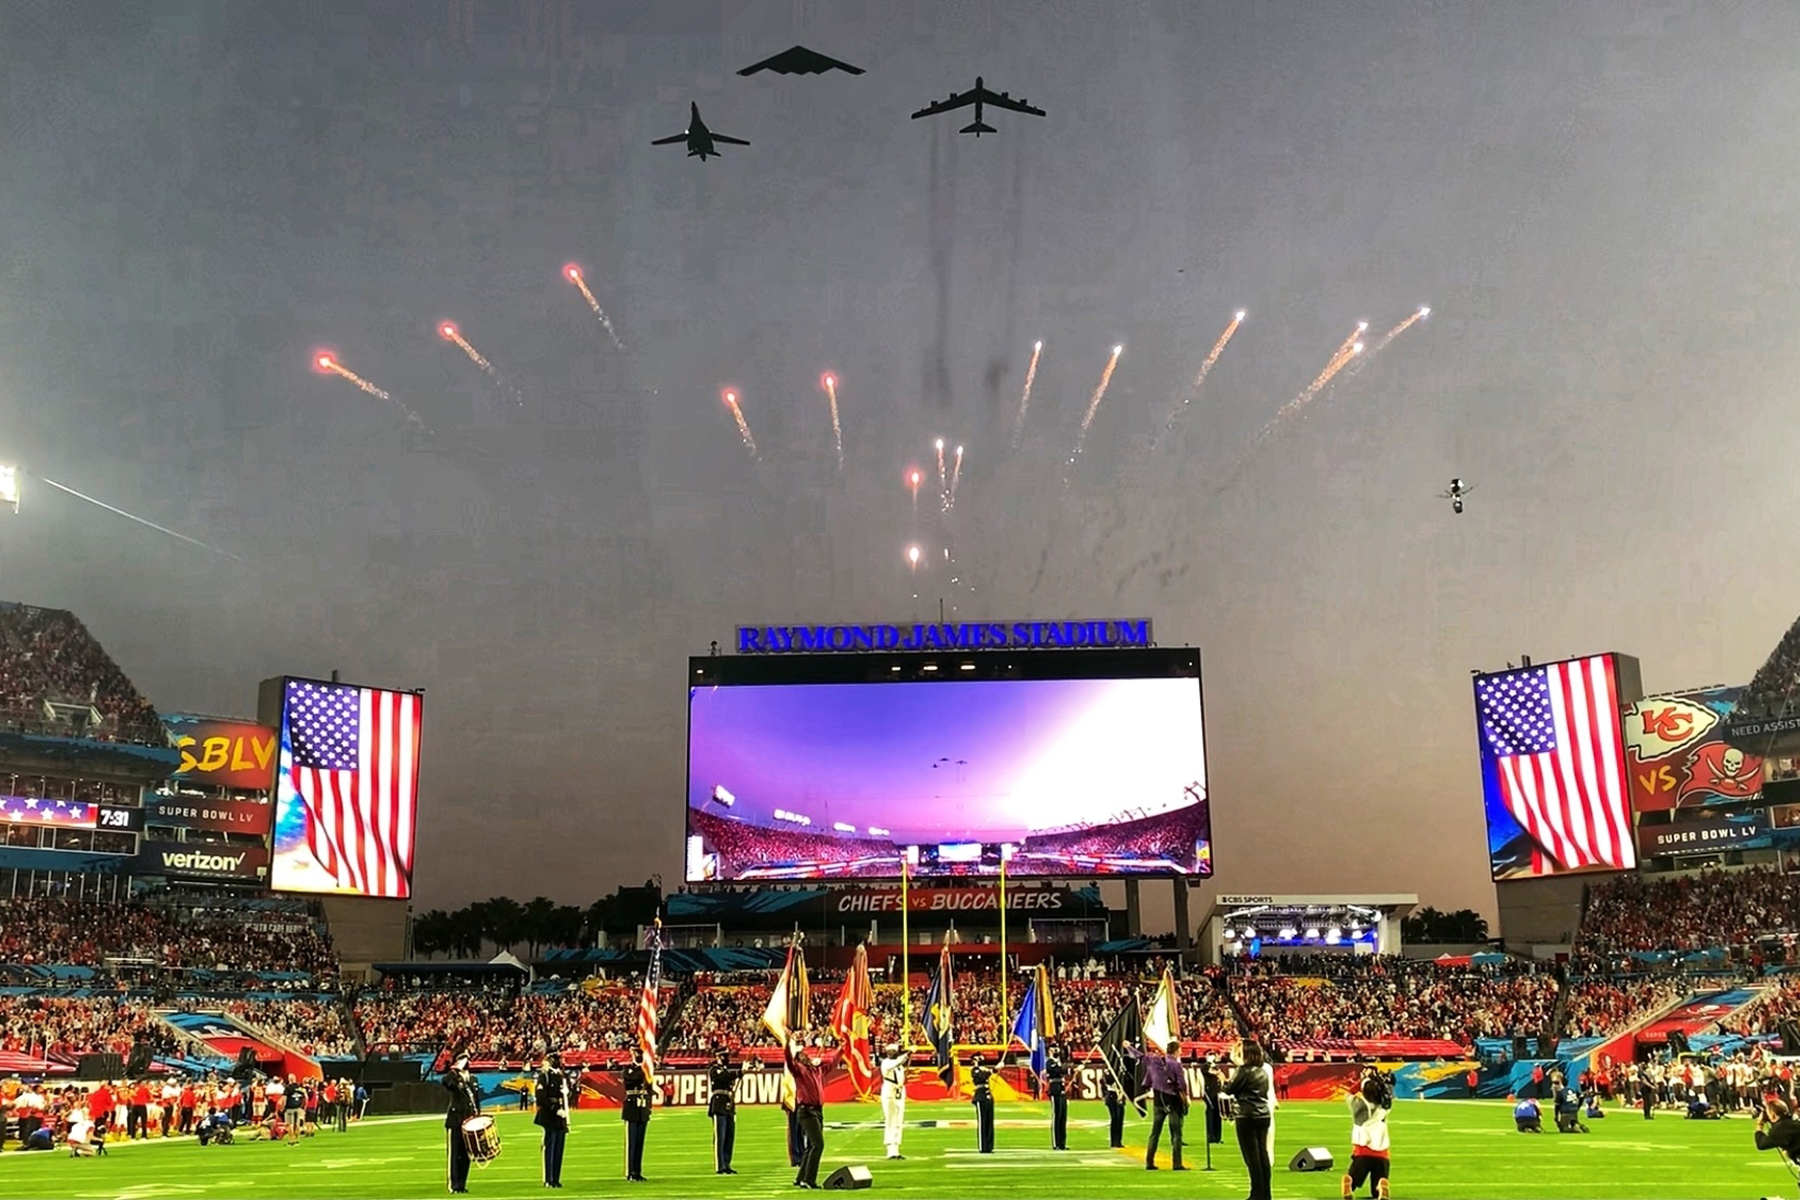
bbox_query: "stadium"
[10,7,1800,1200]
[2,596,1800,1200]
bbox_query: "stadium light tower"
[0,465,18,513]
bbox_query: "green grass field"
[0,1101,1787,1199]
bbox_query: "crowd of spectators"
[1558,977,1685,1039]
[353,986,670,1062]
[1735,614,1800,721]
[0,994,159,1058]
[0,603,160,739]
[0,897,337,982]
[1228,955,1557,1047]
[1580,868,1800,952]
[222,997,359,1058]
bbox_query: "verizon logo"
[161,851,246,872]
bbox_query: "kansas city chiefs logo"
[1624,696,1717,761]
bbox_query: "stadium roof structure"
[374,953,529,978]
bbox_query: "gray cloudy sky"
[2,2,1798,928]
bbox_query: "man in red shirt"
[786,1037,826,1190]
[90,1081,116,1140]
[129,1080,152,1140]
[178,1082,197,1135]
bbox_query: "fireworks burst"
[1067,344,1125,475]
[822,373,844,473]
[1011,340,1043,450]
[907,468,922,516]
[1162,311,1245,439]
[722,389,758,458]
[934,438,947,505]
[563,264,624,351]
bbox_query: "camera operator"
[1343,1066,1393,1200]
[1755,1096,1800,1167]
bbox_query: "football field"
[0,1101,1784,1199]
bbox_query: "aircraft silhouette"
[651,102,749,160]
[911,77,1045,136]
[737,45,864,76]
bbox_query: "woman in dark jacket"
[1223,1039,1274,1200]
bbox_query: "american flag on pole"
[1475,655,1635,875]
[282,679,422,898]
[638,922,664,1089]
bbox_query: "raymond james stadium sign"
[735,618,1154,655]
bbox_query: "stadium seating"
[0,602,162,742]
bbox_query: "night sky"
[2,3,1799,928]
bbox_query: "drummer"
[444,1053,483,1195]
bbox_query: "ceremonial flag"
[1008,963,1057,1082]
[1143,966,1180,1051]
[831,943,877,1098]
[1097,995,1148,1116]
[922,942,955,1085]
[1475,655,1634,873]
[762,942,812,1043]
[282,679,422,898]
[637,921,663,1090]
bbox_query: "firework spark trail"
[316,355,389,400]
[908,469,922,516]
[564,265,624,350]
[438,323,493,373]
[1162,312,1245,439]
[934,438,947,500]
[1067,345,1125,474]
[1249,326,1367,447]
[722,390,758,458]
[315,353,430,429]
[1011,340,1043,450]
[38,477,247,563]
[949,444,965,507]
[821,374,844,473]
[1346,307,1430,373]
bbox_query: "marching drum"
[461,1115,501,1165]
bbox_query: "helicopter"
[1439,478,1476,514]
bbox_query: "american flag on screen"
[0,796,94,828]
[284,679,422,898]
[638,924,663,1088]
[1476,655,1635,874]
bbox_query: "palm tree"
[522,896,557,959]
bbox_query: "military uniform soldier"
[620,1048,653,1183]
[1103,1073,1128,1148]
[708,1048,746,1174]
[1045,1048,1069,1150]
[969,1054,996,1154]
[534,1051,574,1189]
[442,1055,481,1195]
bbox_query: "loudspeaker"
[125,1043,154,1076]
[1778,1019,1800,1055]
[1668,1031,1691,1056]
[76,1053,123,1082]
[1512,1036,1528,1061]
[1288,1148,1334,1172]
[823,1165,873,1190]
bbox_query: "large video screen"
[272,678,423,898]
[686,668,1210,880]
[1474,653,1636,881]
